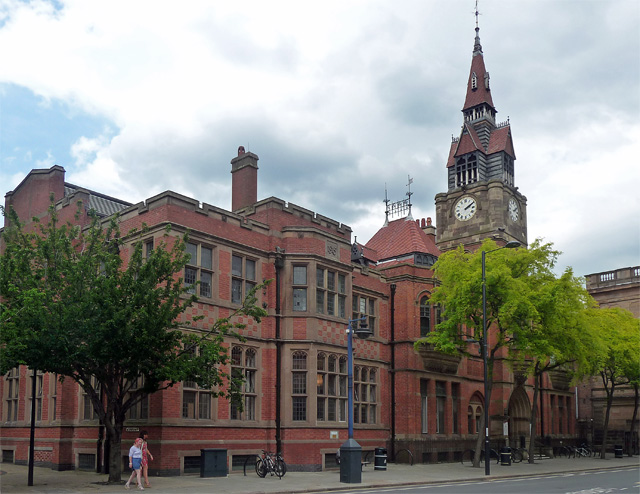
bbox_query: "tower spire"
[473,0,483,55]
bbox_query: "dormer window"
[484,72,490,89]
[471,72,478,90]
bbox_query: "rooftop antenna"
[383,184,390,226]
[406,175,414,220]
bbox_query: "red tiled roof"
[487,125,516,158]
[447,125,484,167]
[446,140,457,168]
[463,53,494,111]
[365,217,441,262]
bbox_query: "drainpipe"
[389,284,396,461]
[274,249,285,454]
[539,374,545,440]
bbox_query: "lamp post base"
[339,438,362,484]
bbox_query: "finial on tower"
[473,0,483,55]
[406,175,414,220]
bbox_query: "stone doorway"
[507,386,531,448]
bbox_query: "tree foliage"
[414,239,597,465]
[581,307,640,458]
[0,201,268,481]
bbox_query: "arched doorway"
[507,386,531,448]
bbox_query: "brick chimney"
[421,217,436,238]
[231,146,259,212]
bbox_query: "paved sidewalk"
[2,455,639,494]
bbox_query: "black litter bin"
[614,445,623,458]
[500,447,511,466]
[200,448,228,477]
[374,447,387,471]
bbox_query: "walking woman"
[139,430,154,488]
[125,438,144,490]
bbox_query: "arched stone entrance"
[507,386,531,448]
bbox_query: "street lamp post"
[482,240,519,475]
[340,315,371,484]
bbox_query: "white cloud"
[0,0,638,277]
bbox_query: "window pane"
[327,294,335,316]
[316,268,325,287]
[293,266,307,285]
[245,396,255,420]
[292,353,307,370]
[201,247,212,269]
[199,393,211,419]
[316,290,325,314]
[245,349,256,368]
[338,296,346,318]
[183,391,196,419]
[185,267,197,294]
[186,243,197,265]
[292,397,306,421]
[317,397,325,421]
[292,373,306,394]
[246,281,256,295]
[328,398,336,421]
[232,278,242,303]
[293,288,307,311]
[338,274,346,294]
[200,271,212,298]
[246,259,256,281]
[232,255,242,276]
[327,271,335,291]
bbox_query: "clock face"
[508,198,519,221]
[454,196,477,221]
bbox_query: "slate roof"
[447,123,515,167]
[64,184,132,217]
[487,125,516,158]
[365,217,441,263]
[463,35,494,111]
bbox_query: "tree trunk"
[472,412,485,468]
[600,382,614,459]
[629,383,639,457]
[106,421,124,482]
[527,367,540,464]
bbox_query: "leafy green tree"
[581,307,640,458]
[414,239,576,467]
[511,268,599,462]
[0,202,268,482]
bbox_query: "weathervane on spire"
[473,0,483,55]
[406,175,413,218]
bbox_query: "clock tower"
[435,20,527,252]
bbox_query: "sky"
[1,0,638,279]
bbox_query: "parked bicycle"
[510,447,527,463]
[255,450,287,478]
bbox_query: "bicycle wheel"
[512,448,523,463]
[274,458,286,478]
[255,457,267,478]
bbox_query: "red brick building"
[1,23,577,474]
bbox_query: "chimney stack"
[231,146,259,211]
